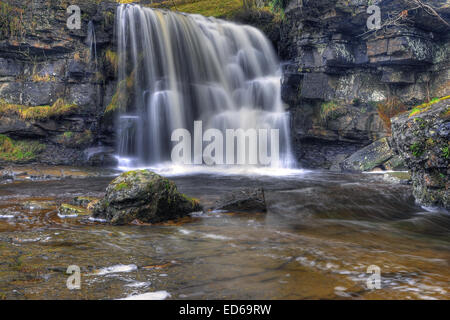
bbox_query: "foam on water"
[94,264,138,276]
[119,291,171,300]
[116,159,308,177]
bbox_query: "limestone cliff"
[0,0,117,165]
[279,0,449,170]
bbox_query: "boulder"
[92,170,202,225]
[391,99,449,210]
[340,137,395,172]
[214,188,267,213]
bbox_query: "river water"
[0,169,449,300]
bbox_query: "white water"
[114,4,295,172]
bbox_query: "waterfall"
[114,4,294,169]
[86,21,98,69]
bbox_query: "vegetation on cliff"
[0,134,45,162]
[0,99,78,121]
[409,95,450,117]
[116,0,282,19]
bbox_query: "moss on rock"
[92,169,202,225]
[0,99,78,121]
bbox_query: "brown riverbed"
[0,168,449,300]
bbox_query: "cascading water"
[114,4,295,170]
[86,21,98,69]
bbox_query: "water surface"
[0,170,448,300]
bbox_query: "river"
[0,169,448,299]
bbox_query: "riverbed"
[0,168,449,300]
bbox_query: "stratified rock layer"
[280,0,450,169]
[0,0,118,165]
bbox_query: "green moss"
[442,146,449,159]
[410,142,424,158]
[409,95,450,117]
[0,134,46,162]
[182,194,200,208]
[0,99,78,121]
[104,49,118,74]
[105,75,134,115]
[114,182,130,191]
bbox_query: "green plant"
[0,134,46,162]
[410,142,424,157]
[269,0,289,12]
[442,146,449,159]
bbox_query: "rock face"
[92,170,202,225]
[214,188,267,213]
[0,0,118,165]
[391,99,449,210]
[280,0,450,169]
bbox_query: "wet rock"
[214,188,267,213]
[92,170,202,225]
[391,99,449,210]
[383,172,412,185]
[71,196,99,208]
[0,0,118,165]
[58,204,89,217]
[85,147,118,167]
[383,155,407,171]
[280,0,450,168]
[340,138,395,172]
[22,201,55,210]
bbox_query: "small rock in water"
[70,196,99,208]
[92,170,202,225]
[58,204,89,217]
[21,200,55,210]
[214,188,267,213]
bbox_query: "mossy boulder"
[391,99,449,210]
[92,170,202,225]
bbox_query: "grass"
[56,130,93,148]
[409,95,450,117]
[0,2,25,40]
[0,134,46,162]
[0,99,78,121]
[144,0,243,18]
